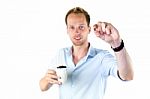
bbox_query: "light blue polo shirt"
[49,44,120,99]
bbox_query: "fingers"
[45,69,62,85]
[93,21,121,44]
[101,22,107,33]
[105,23,111,35]
[93,22,111,36]
[47,69,56,75]
[93,22,102,37]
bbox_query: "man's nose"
[74,27,80,34]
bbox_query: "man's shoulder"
[56,46,71,55]
[59,46,71,51]
[91,47,110,55]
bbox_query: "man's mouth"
[74,36,81,40]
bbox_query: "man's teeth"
[75,37,81,40]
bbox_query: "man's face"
[66,13,90,46]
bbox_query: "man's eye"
[69,26,75,30]
[79,26,85,30]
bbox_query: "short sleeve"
[101,51,119,78]
[101,52,127,81]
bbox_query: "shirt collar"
[67,43,96,58]
[86,43,96,58]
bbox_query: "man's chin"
[72,42,83,46]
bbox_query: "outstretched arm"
[93,22,134,80]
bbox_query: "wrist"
[111,39,124,52]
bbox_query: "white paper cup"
[56,66,67,84]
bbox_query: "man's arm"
[114,47,134,81]
[93,22,134,81]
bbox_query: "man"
[39,7,134,99]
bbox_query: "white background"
[0,0,150,99]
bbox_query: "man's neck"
[72,42,90,64]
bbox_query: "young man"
[39,7,134,99]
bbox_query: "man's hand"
[39,69,61,91]
[44,69,61,85]
[93,22,122,48]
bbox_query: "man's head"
[65,7,91,46]
[65,7,90,26]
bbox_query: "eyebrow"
[68,24,87,26]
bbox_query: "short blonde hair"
[65,7,90,26]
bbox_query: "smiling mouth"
[74,36,81,40]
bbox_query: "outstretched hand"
[93,22,122,48]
